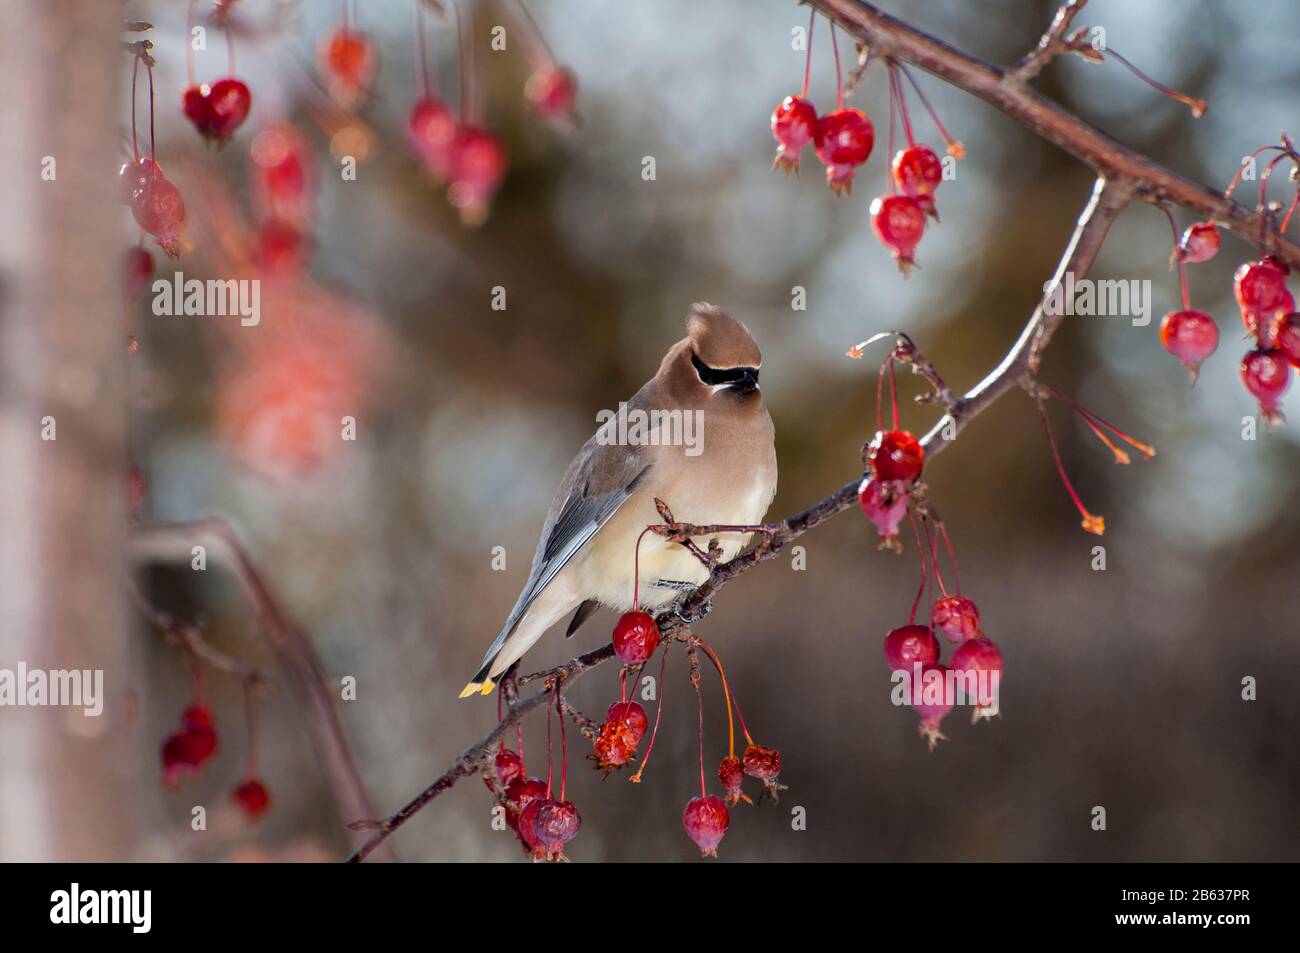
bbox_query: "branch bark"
[348,1,1281,861]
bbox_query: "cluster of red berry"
[1159,143,1300,421]
[770,15,962,273]
[159,674,271,821]
[401,1,576,224]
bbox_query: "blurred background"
[0,0,1296,862]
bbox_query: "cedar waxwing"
[460,303,777,697]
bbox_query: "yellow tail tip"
[457,678,497,699]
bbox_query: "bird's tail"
[458,667,497,699]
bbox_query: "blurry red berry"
[406,97,457,182]
[883,623,939,671]
[867,429,925,483]
[950,636,1003,711]
[717,756,748,806]
[532,799,581,860]
[251,126,314,224]
[525,66,577,123]
[612,610,659,664]
[682,795,730,858]
[233,778,271,819]
[1159,309,1219,380]
[891,145,942,198]
[857,477,910,549]
[930,595,983,643]
[123,246,154,301]
[1177,221,1219,264]
[605,701,648,743]
[1235,260,1289,321]
[1240,348,1291,423]
[181,703,214,731]
[870,194,926,273]
[813,108,874,194]
[319,28,376,105]
[126,465,147,519]
[256,219,308,275]
[131,177,187,259]
[771,95,817,176]
[447,125,508,225]
[1274,312,1300,368]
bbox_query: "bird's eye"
[692,353,757,387]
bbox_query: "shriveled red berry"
[891,145,942,198]
[1274,312,1300,368]
[717,755,749,806]
[813,108,874,194]
[867,429,925,483]
[950,636,1003,713]
[883,623,939,671]
[131,177,187,259]
[908,661,953,750]
[525,66,577,124]
[930,595,983,643]
[612,610,660,664]
[605,701,648,743]
[682,794,730,858]
[1177,221,1219,264]
[123,246,154,301]
[591,718,638,772]
[770,95,817,175]
[406,96,457,182]
[1240,348,1291,422]
[741,743,784,801]
[1235,260,1290,321]
[233,778,271,819]
[517,798,543,853]
[857,477,910,550]
[447,125,508,225]
[532,798,581,860]
[1159,309,1219,380]
[870,194,926,273]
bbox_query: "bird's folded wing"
[491,434,653,651]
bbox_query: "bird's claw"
[674,598,713,624]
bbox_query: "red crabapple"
[813,108,874,194]
[612,611,660,664]
[1240,349,1291,422]
[605,701,648,743]
[891,145,942,198]
[950,636,1003,716]
[930,595,983,643]
[517,798,544,854]
[771,95,818,176]
[123,246,154,301]
[504,776,547,834]
[525,66,578,124]
[909,661,953,751]
[867,429,925,483]
[717,756,749,806]
[482,747,523,792]
[319,28,376,106]
[256,219,308,275]
[119,157,163,205]
[591,718,639,773]
[532,799,581,861]
[883,624,940,671]
[1176,221,1220,264]
[1159,309,1219,380]
[232,778,271,819]
[870,194,926,273]
[1274,312,1300,368]
[682,795,730,858]
[183,78,252,144]
[857,477,910,550]
[1235,260,1290,324]
[741,743,784,801]
[406,97,457,182]
[131,177,187,259]
[446,126,508,226]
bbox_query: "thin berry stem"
[889,62,915,147]
[628,649,669,783]
[186,0,196,87]
[415,0,432,97]
[690,637,737,758]
[543,684,554,797]
[1036,397,1104,535]
[801,8,815,99]
[505,0,556,72]
[1043,386,1156,461]
[1223,145,1288,201]
[889,359,899,430]
[692,650,706,797]
[906,507,927,625]
[226,22,235,75]
[938,519,962,594]
[1104,48,1205,118]
[632,525,655,610]
[886,63,897,195]
[1161,205,1191,311]
[243,681,259,777]
[557,684,568,801]
[1258,152,1292,216]
[130,55,140,161]
[830,21,843,111]
[147,62,157,160]
[1281,187,1300,234]
[899,61,963,157]
[875,355,890,433]
[924,515,947,598]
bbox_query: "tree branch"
[342,2,1289,861]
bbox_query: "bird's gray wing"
[476,428,652,669]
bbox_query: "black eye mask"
[692,353,759,387]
